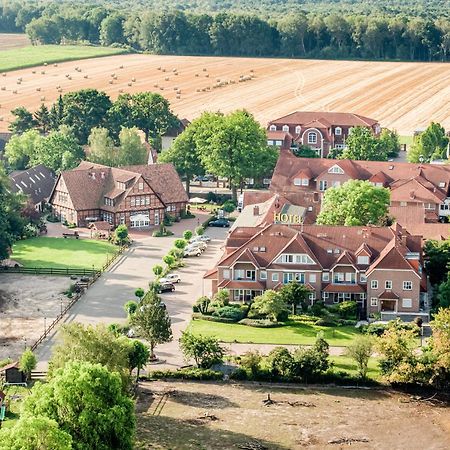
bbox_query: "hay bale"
[157,66,161,70]
[165,77,169,81]
[109,80,113,84]
[41,71,45,74]
[57,88,62,93]
[175,72,178,75]
[0,117,3,121]
[67,76,72,80]
[113,75,117,80]
[16,80,21,85]
[0,87,5,91]
[250,69,254,73]
[195,73,199,77]
[196,88,200,92]
[32,70,36,74]
[154,83,159,88]
[12,90,17,94]
[1,73,5,77]
[162,68,166,72]
[176,89,181,94]
[205,73,209,78]
[40,96,45,101]
[203,68,207,71]
[84,75,88,79]
[176,94,180,99]
[118,89,124,93]
[160,86,164,90]
[119,65,124,69]
[111,73,115,77]
[65,74,69,78]
[172,68,177,72]
[18,77,22,81]
[54,63,58,67]
[36,87,41,91]
[131,77,136,82]
[43,62,48,66]
[128,82,132,86]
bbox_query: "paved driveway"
[36,217,228,370]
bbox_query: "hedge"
[146,368,223,380]
[192,312,237,323]
[238,318,284,328]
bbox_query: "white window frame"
[319,180,328,191]
[307,132,317,144]
[138,182,144,191]
[301,178,309,186]
[269,124,276,131]
[246,270,255,280]
[272,273,279,282]
[385,280,392,289]
[234,269,245,280]
[294,178,301,186]
[223,269,230,280]
[282,125,289,132]
[309,274,316,283]
[322,272,329,282]
[360,273,367,283]
[328,165,344,174]
[335,127,342,136]
[295,125,301,134]
[371,280,378,289]
[403,281,412,291]
[322,292,329,299]
[402,298,412,308]
[357,255,369,265]
[370,297,378,307]
[260,270,267,280]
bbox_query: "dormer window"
[439,182,446,188]
[357,255,369,265]
[328,165,344,174]
[307,132,317,144]
[104,197,114,207]
[282,125,289,132]
[269,124,276,131]
[295,125,301,134]
[335,127,342,136]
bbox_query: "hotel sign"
[274,213,304,224]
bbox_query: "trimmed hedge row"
[192,312,237,323]
[238,318,284,328]
[146,368,223,380]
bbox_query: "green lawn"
[187,319,361,347]
[12,237,117,269]
[399,135,414,147]
[331,355,381,380]
[0,45,126,72]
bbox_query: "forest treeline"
[0,1,449,62]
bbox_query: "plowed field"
[0,54,449,134]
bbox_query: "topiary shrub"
[315,318,338,327]
[238,318,284,328]
[213,306,244,322]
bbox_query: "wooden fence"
[16,245,127,352]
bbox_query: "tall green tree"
[0,163,26,260]
[408,122,449,162]
[195,110,277,201]
[340,126,387,161]
[251,290,289,322]
[32,128,83,172]
[423,239,450,286]
[118,126,147,165]
[279,281,311,314]
[4,129,41,170]
[60,89,112,144]
[49,323,132,389]
[0,416,73,450]
[34,103,51,134]
[100,13,125,46]
[379,128,401,158]
[19,348,37,381]
[23,361,135,450]
[127,339,150,380]
[8,106,36,135]
[130,291,172,359]
[158,124,205,196]
[179,331,224,369]
[317,179,390,226]
[87,127,115,166]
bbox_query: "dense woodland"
[0,0,449,61]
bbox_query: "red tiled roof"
[269,111,378,127]
[217,280,266,290]
[323,284,365,293]
[203,268,218,279]
[379,290,400,300]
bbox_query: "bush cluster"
[147,368,223,380]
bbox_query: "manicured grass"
[0,45,126,72]
[187,319,361,347]
[331,355,381,380]
[12,237,117,269]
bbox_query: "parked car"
[184,247,202,257]
[187,241,207,252]
[190,234,211,243]
[157,282,175,293]
[160,274,181,284]
[209,218,230,228]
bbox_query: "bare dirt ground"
[0,33,30,50]
[0,274,72,361]
[0,54,449,135]
[136,381,450,450]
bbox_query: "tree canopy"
[408,122,449,162]
[340,126,388,161]
[23,361,135,450]
[317,179,391,226]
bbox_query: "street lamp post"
[44,316,47,336]
[60,298,63,316]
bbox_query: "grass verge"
[187,319,360,347]
[0,45,127,72]
[12,237,117,269]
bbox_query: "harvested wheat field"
[0,54,449,134]
[0,33,30,50]
[136,381,450,449]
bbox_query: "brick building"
[268,150,450,224]
[49,161,188,228]
[267,111,380,157]
[205,222,428,321]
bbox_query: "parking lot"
[36,217,228,369]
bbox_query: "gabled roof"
[9,164,56,204]
[233,248,260,267]
[369,171,393,185]
[355,242,372,257]
[293,167,313,179]
[332,251,356,268]
[379,290,400,300]
[270,111,379,127]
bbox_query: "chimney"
[90,172,96,180]
[253,205,260,216]
[101,171,105,179]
